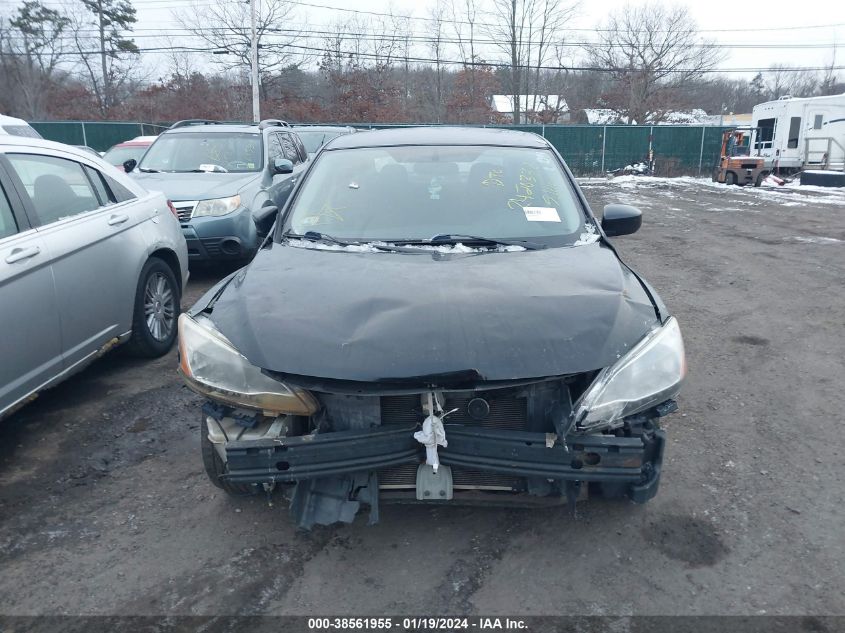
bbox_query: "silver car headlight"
[192,195,241,217]
[177,313,318,415]
[572,317,686,433]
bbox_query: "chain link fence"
[31,120,731,177]
[29,121,168,152]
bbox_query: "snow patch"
[787,236,843,244]
[574,223,600,246]
[286,239,526,253]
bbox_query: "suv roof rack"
[169,119,224,129]
[258,119,291,130]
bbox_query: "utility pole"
[97,0,108,111]
[249,0,260,123]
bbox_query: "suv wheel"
[125,257,180,357]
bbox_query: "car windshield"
[104,145,149,165]
[2,125,41,138]
[296,130,344,154]
[284,145,586,244]
[139,132,262,173]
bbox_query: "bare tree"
[428,0,447,123]
[765,64,793,99]
[485,0,578,124]
[176,0,301,101]
[449,0,479,121]
[69,0,140,115]
[0,1,69,117]
[584,2,722,124]
[819,45,842,96]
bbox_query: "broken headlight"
[572,317,686,433]
[177,313,318,415]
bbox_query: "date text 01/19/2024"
[307,617,529,630]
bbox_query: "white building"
[490,95,569,123]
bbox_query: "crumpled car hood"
[204,243,661,383]
[130,171,257,201]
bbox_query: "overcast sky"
[91,0,845,80]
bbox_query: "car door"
[4,151,144,370]
[0,160,62,416]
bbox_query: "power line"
[278,41,845,74]
[7,26,841,50]
[281,0,845,34]
[30,0,845,34]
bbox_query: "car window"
[296,131,343,154]
[139,132,263,173]
[102,173,136,203]
[7,154,101,225]
[268,133,284,161]
[287,145,585,244]
[280,133,301,165]
[293,134,308,162]
[84,165,114,206]
[2,125,41,139]
[0,182,18,240]
[103,145,148,166]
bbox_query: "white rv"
[751,93,845,172]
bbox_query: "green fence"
[355,123,732,177]
[30,121,168,152]
[31,120,731,176]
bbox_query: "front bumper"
[181,209,257,261]
[223,423,665,504]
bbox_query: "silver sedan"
[0,136,188,420]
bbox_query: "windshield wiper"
[285,230,358,246]
[406,234,546,251]
[138,167,159,173]
[283,231,422,253]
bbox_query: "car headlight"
[572,317,686,433]
[177,313,318,415]
[192,195,241,217]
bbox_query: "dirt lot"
[1,177,844,618]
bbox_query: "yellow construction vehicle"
[713,127,769,187]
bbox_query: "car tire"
[200,420,258,496]
[125,257,180,358]
[725,171,738,186]
[754,171,769,187]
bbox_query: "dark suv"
[127,119,309,263]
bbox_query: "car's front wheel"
[125,257,180,357]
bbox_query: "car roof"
[0,134,104,159]
[0,113,30,125]
[114,140,154,147]
[325,126,549,150]
[292,125,356,133]
[165,124,260,134]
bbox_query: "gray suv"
[127,119,309,263]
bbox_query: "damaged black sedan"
[177,127,686,528]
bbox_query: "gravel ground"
[1,177,844,618]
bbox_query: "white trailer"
[751,92,845,172]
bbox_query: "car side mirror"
[272,158,294,175]
[123,158,137,173]
[601,204,642,237]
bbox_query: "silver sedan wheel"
[143,272,176,342]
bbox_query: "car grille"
[380,392,528,431]
[171,200,197,223]
[378,463,523,491]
